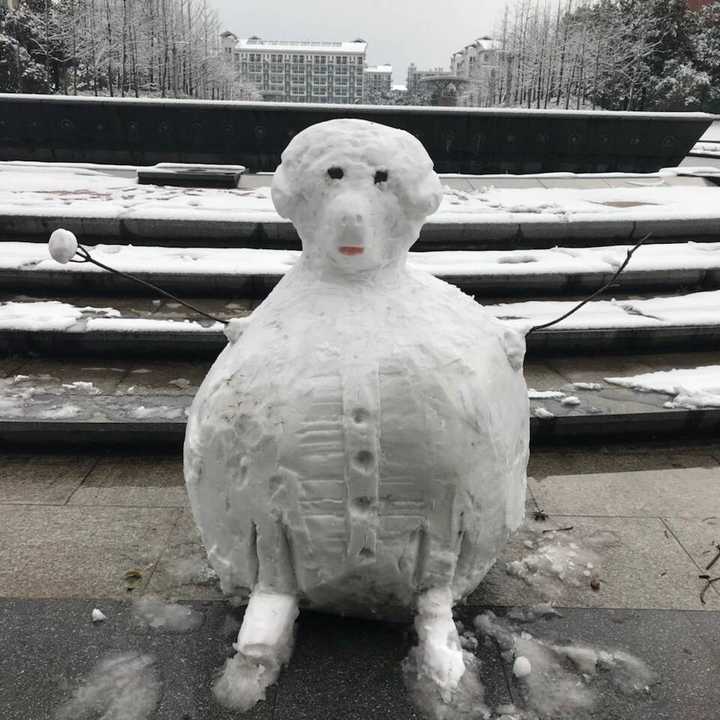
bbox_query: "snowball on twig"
[48,228,79,264]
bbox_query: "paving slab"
[0,504,181,599]
[68,456,188,508]
[471,515,720,611]
[0,454,96,505]
[145,510,223,601]
[529,463,720,519]
[664,516,720,585]
[1,598,718,720]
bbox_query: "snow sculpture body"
[184,119,529,708]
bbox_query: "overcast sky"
[212,0,506,84]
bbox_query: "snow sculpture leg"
[213,591,298,711]
[413,587,466,701]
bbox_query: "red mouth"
[338,246,364,256]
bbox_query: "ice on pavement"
[606,365,720,409]
[91,608,107,623]
[133,596,204,633]
[55,652,161,720]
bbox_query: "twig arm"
[525,235,650,336]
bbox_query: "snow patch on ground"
[473,612,656,719]
[55,652,161,720]
[133,596,204,632]
[606,365,720,409]
[505,527,617,600]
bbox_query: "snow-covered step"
[1,356,717,449]
[1,163,719,251]
[1,290,719,359]
[4,241,720,298]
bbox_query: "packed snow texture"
[214,591,298,711]
[55,652,162,720]
[48,228,78,264]
[185,118,529,622]
[606,365,720,409]
[133,596,204,632]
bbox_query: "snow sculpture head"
[271,119,443,273]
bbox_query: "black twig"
[705,544,720,572]
[542,526,574,534]
[74,246,228,325]
[526,234,650,335]
[699,576,720,605]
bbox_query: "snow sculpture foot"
[213,590,298,711]
[413,587,466,702]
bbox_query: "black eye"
[327,167,344,179]
[374,169,388,184]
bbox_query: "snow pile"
[606,365,720,409]
[505,528,618,600]
[474,612,656,719]
[55,652,161,720]
[133,596,204,632]
[91,608,107,623]
[131,405,186,420]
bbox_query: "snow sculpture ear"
[406,171,443,220]
[271,163,298,220]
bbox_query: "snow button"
[49,228,79,264]
[512,655,532,678]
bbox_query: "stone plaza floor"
[1,444,719,719]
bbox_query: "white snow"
[561,395,581,406]
[48,228,79,264]
[512,656,532,678]
[91,608,107,623]
[131,405,186,420]
[474,611,655,718]
[4,239,720,281]
[214,591,298,712]
[528,389,565,399]
[133,596,204,632]
[573,382,604,391]
[2,159,720,227]
[55,652,161,720]
[533,408,555,419]
[606,365,720,409]
[505,527,618,600]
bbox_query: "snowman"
[183,118,529,709]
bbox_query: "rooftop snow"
[237,38,367,53]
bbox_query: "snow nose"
[331,198,370,257]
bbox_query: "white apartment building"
[450,37,504,106]
[362,65,393,103]
[221,33,367,104]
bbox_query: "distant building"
[363,64,392,103]
[0,0,20,8]
[406,63,455,95]
[451,37,505,106]
[221,34,367,104]
[687,0,714,9]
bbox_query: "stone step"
[0,354,717,450]
[4,241,719,299]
